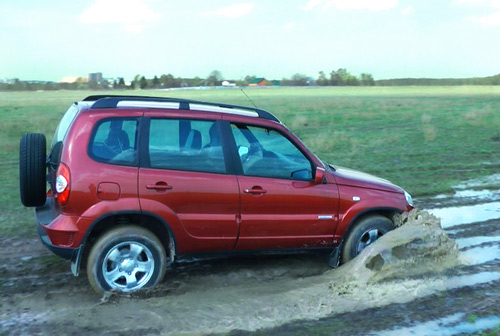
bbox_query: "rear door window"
[148,119,226,174]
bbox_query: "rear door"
[229,123,339,250]
[138,117,240,252]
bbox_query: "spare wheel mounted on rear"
[19,133,47,207]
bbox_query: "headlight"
[404,191,413,206]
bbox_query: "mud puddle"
[248,195,500,336]
[417,173,500,209]
[428,201,500,228]
[2,184,500,335]
[374,313,500,336]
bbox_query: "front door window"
[231,124,312,180]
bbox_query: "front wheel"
[87,226,167,293]
[341,215,395,263]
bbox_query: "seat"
[105,128,130,151]
[184,130,202,152]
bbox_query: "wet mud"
[1,177,500,335]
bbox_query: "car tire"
[341,215,395,263]
[87,225,167,293]
[19,133,47,207]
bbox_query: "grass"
[1,86,500,237]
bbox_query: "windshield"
[51,104,79,148]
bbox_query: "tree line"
[376,73,500,86]
[1,69,499,91]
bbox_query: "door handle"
[146,183,173,191]
[244,188,267,195]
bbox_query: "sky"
[1,0,500,82]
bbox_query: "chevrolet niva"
[19,95,413,293]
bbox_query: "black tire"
[87,226,167,293]
[19,133,47,207]
[341,215,395,264]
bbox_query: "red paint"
[34,97,413,264]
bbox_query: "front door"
[230,123,339,250]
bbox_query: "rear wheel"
[19,133,47,207]
[87,226,167,293]
[341,215,395,263]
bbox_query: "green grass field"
[1,86,500,237]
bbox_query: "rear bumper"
[35,198,80,261]
[37,225,79,260]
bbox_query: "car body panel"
[27,96,414,279]
[235,175,339,250]
[138,168,241,253]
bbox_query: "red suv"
[20,95,413,293]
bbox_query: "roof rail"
[84,95,279,122]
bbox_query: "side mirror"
[315,167,325,185]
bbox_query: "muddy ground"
[1,179,500,335]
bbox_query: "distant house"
[88,72,103,83]
[59,76,87,84]
[222,80,236,87]
[248,77,273,86]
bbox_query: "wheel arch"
[337,207,401,246]
[75,211,177,275]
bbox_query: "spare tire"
[20,133,47,207]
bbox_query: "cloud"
[302,0,323,11]
[202,3,255,18]
[282,22,297,31]
[302,0,398,11]
[79,0,161,33]
[401,5,414,15]
[454,0,488,4]
[457,0,500,26]
[469,11,500,26]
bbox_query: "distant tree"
[132,74,142,89]
[44,82,56,90]
[336,68,348,85]
[361,73,375,86]
[329,70,339,86]
[89,80,98,89]
[206,70,223,86]
[140,76,147,89]
[117,77,125,89]
[189,76,205,87]
[244,75,256,83]
[236,79,248,86]
[152,75,160,88]
[328,68,361,86]
[317,71,328,86]
[160,74,180,88]
[291,73,309,86]
[101,79,110,89]
[343,74,359,86]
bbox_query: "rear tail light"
[55,163,70,206]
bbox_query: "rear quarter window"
[88,118,139,166]
[51,104,79,148]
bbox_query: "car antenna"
[240,88,258,108]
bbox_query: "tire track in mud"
[240,201,500,336]
[1,200,500,335]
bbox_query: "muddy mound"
[334,210,459,285]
